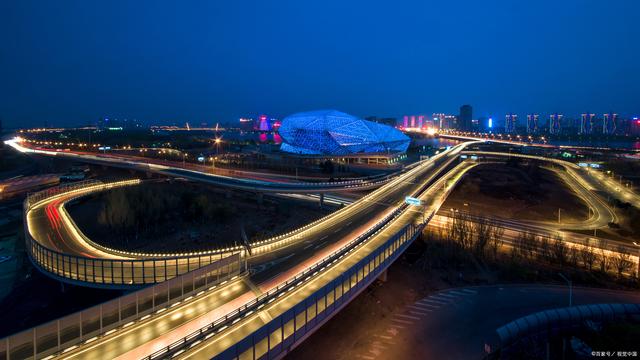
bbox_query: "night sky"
[1,0,639,129]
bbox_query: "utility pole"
[633,242,640,279]
[558,208,561,224]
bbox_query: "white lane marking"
[303,243,313,250]
[410,304,437,311]
[448,290,471,296]
[420,298,448,306]
[429,295,454,302]
[320,235,328,241]
[434,293,457,299]
[375,334,393,340]
[391,318,412,324]
[410,310,430,315]
[358,355,375,359]
[395,314,420,320]
[460,288,478,294]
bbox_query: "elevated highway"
[5,137,397,194]
[2,142,478,359]
[5,142,640,360]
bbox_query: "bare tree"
[538,235,552,262]
[568,245,579,267]
[598,239,612,273]
[580,239,597,271]
[611,246,633,277]
[489,223,505,260]
[473,216,491,259]
[552,234,568,266]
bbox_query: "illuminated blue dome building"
[279,110,410,156]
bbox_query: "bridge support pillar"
[256,192,263,206]
[378,269,388,282]
[319,193,324,209]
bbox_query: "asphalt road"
[53,144,475,359]
[353,285,640,360]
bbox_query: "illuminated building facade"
[505,113,517,133]
[279,110,410,155]
[580,113,595,134]
[526,114,539,134]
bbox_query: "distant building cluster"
[238,115,280,132]
[97,117,144,131]
[396,105,639,136]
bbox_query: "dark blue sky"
[1,0,639,128]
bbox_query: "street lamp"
[633,242,640,278]
[214,137,222,155]
[558,272,572,307]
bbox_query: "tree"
[552,234,568,266]
[538,235,552,262]
[598,239,612,273]
[581,246,597,271]
[611,246,633,277]
[473,216,491,259]
[489,223,505,260]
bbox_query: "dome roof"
[279,110,410,155]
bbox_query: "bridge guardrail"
[145,198,433,360]
[211,218,430,360]
[0,253,243,360]
[24,180,248,287]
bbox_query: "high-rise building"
[365,116,397,127]
[402,116,409,128]
[526,114,539,134]
[505,113,517,133]
[257,114,271,131]
[418,115,425,129]
[433,113,445,129]
[629,117,640,136]
[603,113,618,135]
[549,113,563,135]
[580,113,595,135]
[239,118,255,131]
[459,105,472,131]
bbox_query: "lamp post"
[558,272,572,307]
[633,242,640,279]
[215,137,221,155]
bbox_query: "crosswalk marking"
[395,313,420,320]
[460,288,477,294]
[448,290,471,296]
[420,298,448,306]
[410,304,436,312]
[410,310,430,316]
[436,293,458,299]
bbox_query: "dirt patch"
[68,180,332,252]
[443,161,589,222]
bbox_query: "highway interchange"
[3,136,640,359]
